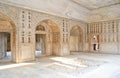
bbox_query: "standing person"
[93,37,97,51]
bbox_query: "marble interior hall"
[0,0,120,78]
[0,0,119,63]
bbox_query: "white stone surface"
[0,52,120,78]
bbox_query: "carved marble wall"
[0,3,86,63]
[1,2,119,63]
[87,20,120,54]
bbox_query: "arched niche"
[35,19,60,57]
[0,13,16,62]
[70,26,83,52]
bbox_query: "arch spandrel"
[0,4,18,27]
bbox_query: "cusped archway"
[0,13,16,62]
[35,19,60,57]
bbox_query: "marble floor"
[0,52,120,78]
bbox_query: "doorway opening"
[35,25,46,57]
[0,32,11,62]
[35,34,46,57]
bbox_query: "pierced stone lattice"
[87,20,119,43]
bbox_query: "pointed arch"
[0,12,16,62]
[35,19,61,57]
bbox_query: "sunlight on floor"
[50,57,88,68]
[44,62,76,69]
[0,63,35,70]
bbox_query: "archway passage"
[70,26,83,52]
[0,13,16,62]
[35,25,46,57]
[0,33,11,59]
[35,19,60,57]
[36,34,46,55]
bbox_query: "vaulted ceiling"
[0,0,120,22]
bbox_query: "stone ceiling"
[0,0,120,22]
[72,0,120,10]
